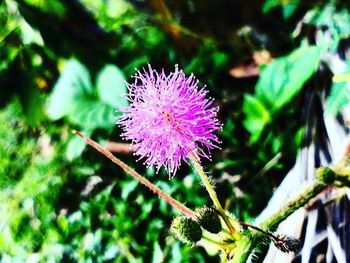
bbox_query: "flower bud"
[196,207,222,234]
[171,216,202,245]
[272,234,300,253]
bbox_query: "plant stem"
[232,166,350,262]
[232,179,328,262]
[105,141,133,154]
[260,181,327,230]
[73,130,196,220]
[188,153,239,237]
[202,235,224,248]
[333,166,350,187]
[239,222,273,238]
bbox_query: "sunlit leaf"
[103,245,120,260]
[47,59,92,120]
[170,242,182,263]
[151,241,163,263]
[121,180,138,200]
[68,100,115,130]
[97,64,128,109]
[256,46,321,111]
[304,4,350,44]
[23,0,66,18]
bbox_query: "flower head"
[118,64,221,176]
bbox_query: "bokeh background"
[1,0,350,262]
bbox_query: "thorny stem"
[239,222,283,243]
[232,165,350,262]
[73,130,196,220]
[260,180,327,230]
[259,166,350,230]
[233,180,327,262]
[240,222,272,237]
[333,166,350,187]
[188,152,239,238]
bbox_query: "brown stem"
[105,141,133,155]
[73,130,196,219]
[149,0,181,41]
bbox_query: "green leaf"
[282,2,299,19]
[263,0,279,13]
[103,245,120,260]
[170,242,182,263]
[243,94,270,143]
[97,64,128,109]
[19,18,44,46]
[66,129,93,161]
[215,160,240,170]
[68,100,115,130]
[47,59,93,120]
[326,81,350,115]
[152,241,163,263]
[263,0,299,16]
[47,60,123,132]
[23,0,66,17]
[121,180,138,200]
[221,118,235,138]
[123,56,149,76]
[256,46,321,111]
[18,80,45,126]
[212,51,229,68]
[304,5,350,44]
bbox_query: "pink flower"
[118,65,221,176]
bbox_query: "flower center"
[162,111,172,123]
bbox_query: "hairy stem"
[260,181,327,230]
[188,153,239,237]
[73,130,196,219]
[232,172,330,262]
[234,165,350,262]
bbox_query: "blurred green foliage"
[1,0,350,261]
[47,59,127,160]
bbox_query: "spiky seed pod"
[316,166,336,184]
[196,207,222,234]
[272,234,300,253]
[171,216,202,245]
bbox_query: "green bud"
[196,207,222,234]
[171,216,202,245]
[317,167,336,185]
